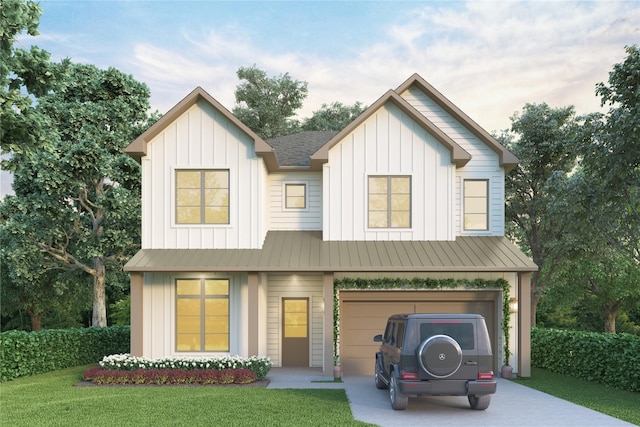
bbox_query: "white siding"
[268,172,322,230]
[401,87,505,236]
[140,100,268,249]
[323,102,455,241]
[266,273,325,367]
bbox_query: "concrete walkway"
[266,368,635,427]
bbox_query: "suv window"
[384,322,393,343]
[420,322,475,350]
[396,322,405,348]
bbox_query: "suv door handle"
[464,361,478,366]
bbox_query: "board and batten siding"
[323,102,455,241]
[141,100,267,249]
[266,273,325,367]
[268,172,322,230]
[401,87,505,236]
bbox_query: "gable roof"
[395,73,519,171]
[124,231,538,273]
[125,86,277,168]
[310,89,472,170]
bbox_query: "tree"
[580,45,640,266]
[232,65,308,139]
[500,103,581,326]
[1,63,153,327]
[0,0,62,159]
[302,101,366,131]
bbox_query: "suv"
[373,313,497,410]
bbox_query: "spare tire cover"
[418,334,462,378]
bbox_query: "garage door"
[339,290,499,375]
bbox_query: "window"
[176,170,229,224]
[368,176,411,228]
[176,279,229,352]
[285,183,306,209]
[464,179,488,231]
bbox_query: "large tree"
[232,65,308,139]
[1,63,153,326]
[580,45,640,266]
[500,103,581,325]
[0,0,62,158]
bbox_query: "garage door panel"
[340,291,499,376]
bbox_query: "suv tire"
[468,394,491,410]
[389,374,408,410]
[418,334,462,378]
[374,356,387,389]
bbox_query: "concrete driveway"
[266,368,635,427]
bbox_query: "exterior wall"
[323,102,456,241]
[267,172,322,230]
[140,100,267,249]
[400,87,505,236]
[266,273,325,367]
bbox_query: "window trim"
[282,182,308,210]
[175,278,230,353]
[173,168,231,226]
[463,179,489,231]
[367,175,412,229]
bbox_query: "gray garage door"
[339,290,499,375]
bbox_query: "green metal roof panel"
[124,231,538,273]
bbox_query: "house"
[124,73,537,377]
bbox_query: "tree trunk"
[604,310,617,334]
[92,258,108,327]
[27,308,43,331]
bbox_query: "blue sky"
[2,0,639,196]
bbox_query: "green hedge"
[0,326,130,382]
[531,327,640,392]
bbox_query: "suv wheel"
[389,374,408,410]
[468,394,491,410]
[374,356,387,389]
[418,334,462,378]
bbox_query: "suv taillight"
[478,371,494,380]
[401,371,419,380]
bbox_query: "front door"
[282,298,309,367]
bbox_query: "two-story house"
[124,73,537,377]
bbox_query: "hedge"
[531,327,640,392]
[0,326,130,382]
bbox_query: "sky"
[2,0,639,197]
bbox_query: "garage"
[339,290,500,375]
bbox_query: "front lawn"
[512,367,640,425]
[0,365,373,426]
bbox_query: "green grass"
[512,367,640,425]
[0,365,373,427]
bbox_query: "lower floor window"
[176,278,229,352]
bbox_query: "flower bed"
[82,354,272,385]
[83,366,257,385]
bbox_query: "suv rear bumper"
[398,379,497,396]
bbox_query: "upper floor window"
[285,183,306,209]
[463,179,488,231]
[368,176,411,228]
[176,170,229,224]
[176,278,229,352]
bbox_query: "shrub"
[99,354,271,380]
[531,327,640,392]
[0,326,130,382]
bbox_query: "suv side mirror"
[373,334,383,342]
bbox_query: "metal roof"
[124,231,537,273]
